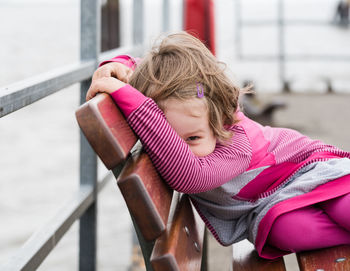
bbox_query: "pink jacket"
[104,55,350,259]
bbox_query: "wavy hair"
[129,32,245,143]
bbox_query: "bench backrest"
[76,93,350,271]
[76,94,206,271]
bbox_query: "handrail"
[0,1,151,270]
[0,0,173,269]
[0,61,94,118]
[0,45,144,119]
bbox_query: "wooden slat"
[117,151,173,241]
[75,93,137,169]
[151,195,205,271]
[297,245,350,271]
[232,240,286,271]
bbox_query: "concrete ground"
[270,92,350,152]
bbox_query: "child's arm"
[86,77,126,101]
[86,55,143,103]
[86,55,139,101]
[92,85,251,194]
[87,56,252,194]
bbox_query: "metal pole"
[133,0,144,45]
[79,0,100,270]
[278,0,288,92]
[130,1,144,270]
[163,0,170,32]
[235,0,242,59]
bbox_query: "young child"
[86,32,350,259]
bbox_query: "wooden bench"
[76,93,350,271]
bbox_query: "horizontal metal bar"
[240,19,333,27]
[287,55,350,61]
[0,171,116,271]
[239,54,350,61]
[238,55,278,61]
[0,60,95,118]
[0,45,144,119]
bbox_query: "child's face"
[163,98,216,157]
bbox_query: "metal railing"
[235,0,350,91]
[0,0,170,270]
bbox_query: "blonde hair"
[129,32,242,143]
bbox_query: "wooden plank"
[117,151,173,241]
[232,240,286,271]
[151,195,205,271]
[75,93,137,169]
[297,245,350,271]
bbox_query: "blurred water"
[0,0,349,270]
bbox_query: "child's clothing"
[319,192,350,231]
[105,55,350,259]
[267,196,350,252]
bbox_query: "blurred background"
[0,0,349,270]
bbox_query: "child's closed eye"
[186,136,200,142]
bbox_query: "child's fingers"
[92,65,112,81]
[86,83,99,101]
[86,77,126,101]
[125,69,134,83]
[86,79,104,101]
[92,62,132,83]
[113,66,133,83]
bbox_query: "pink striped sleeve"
[122,98,252,194]
[99,55,141,70]
[110,85,147,118]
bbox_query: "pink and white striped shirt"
[110,82,348,195]
[105,55,350,259]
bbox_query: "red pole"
[184,0,216,55]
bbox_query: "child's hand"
[86,77,126,101]
[92,62,133,83]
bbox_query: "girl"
[86,32,350,259]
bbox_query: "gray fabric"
[190,158,350,246]
[192,166,268,205]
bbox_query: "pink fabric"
[256,174,350,259]
[102,54,350,257]
[99,55,147,118]
[99,55,141,69]
[267,204,350,254]
[266,127,338,165]
[110,85,147,118]
[235,161,297,201]
[236,112,275,171]
[125,99,252,193]
[319,193,350,231]
[236,152,342,201]
[111,86,350,195]
[105,56,350,196]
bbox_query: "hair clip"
[196,83,204,98]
